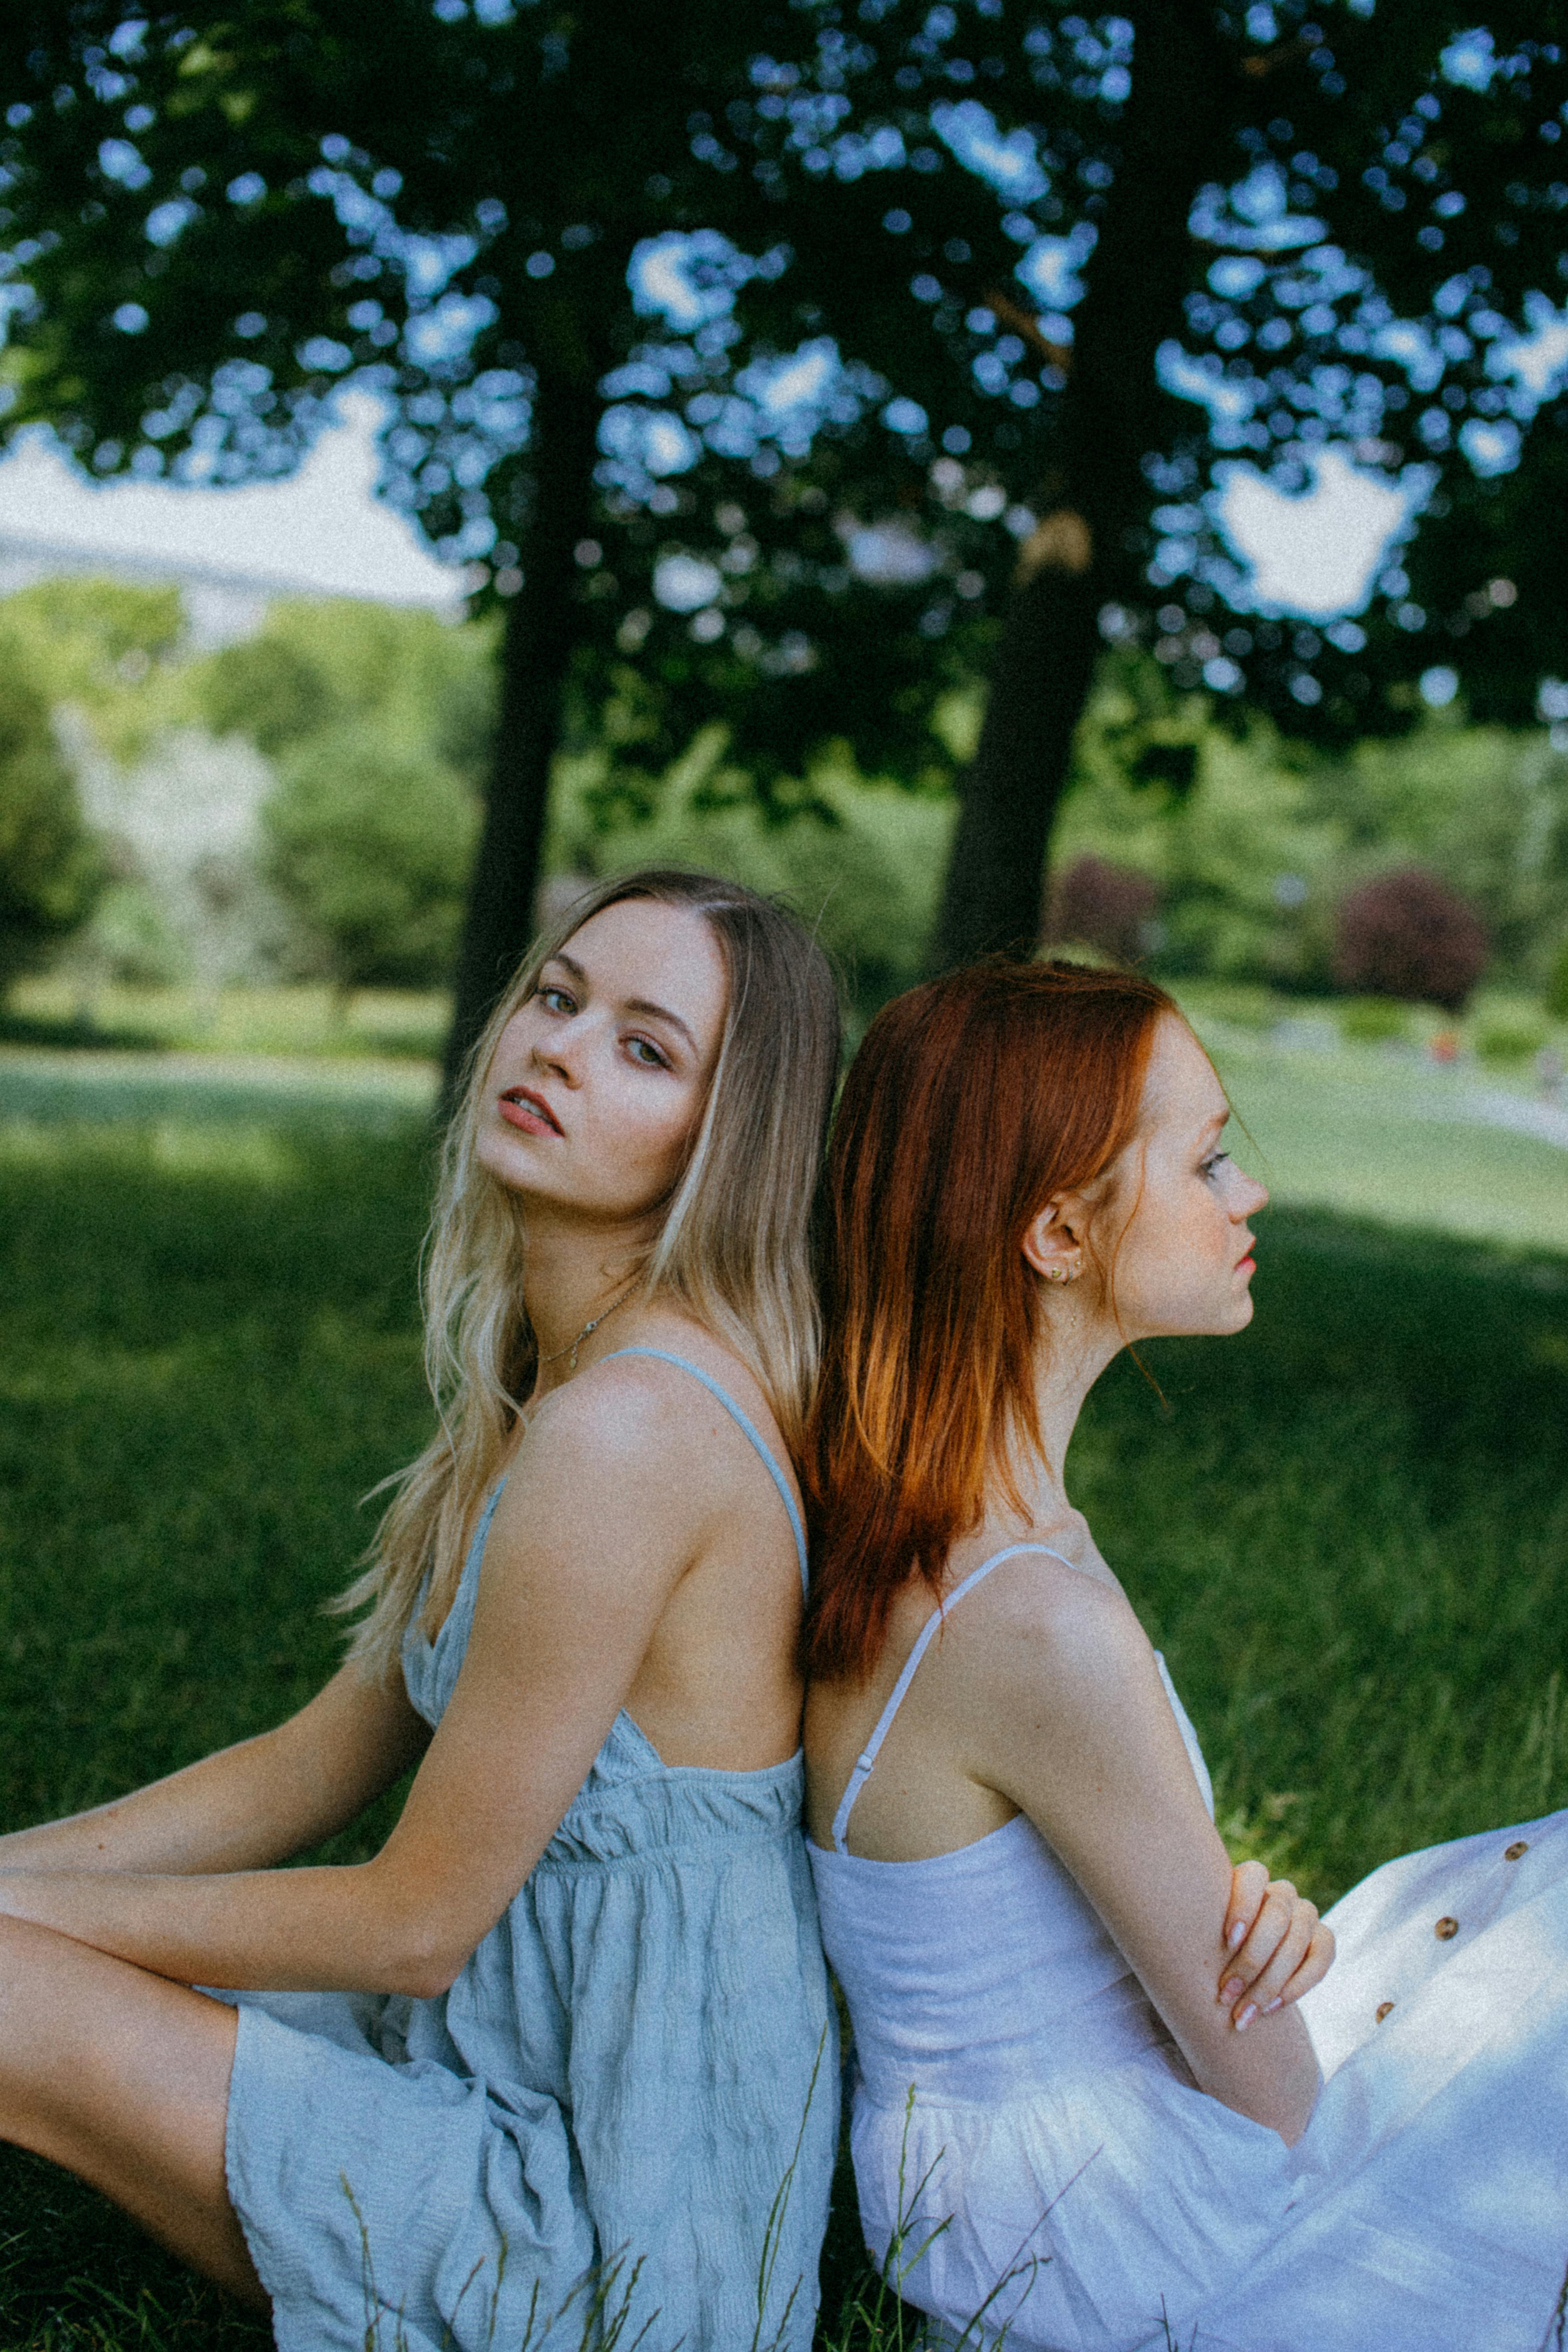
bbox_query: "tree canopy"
[3,2,1566,1051]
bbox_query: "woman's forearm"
[0,1732,330,1876]
[0,1667,428,1878]
[1185,2005,1322,2147]
[0,1852,461,2000]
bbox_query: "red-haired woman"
[805,960,1568,2352]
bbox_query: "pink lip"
[1236,1248,1256,1275]
[498,1086,563,1138]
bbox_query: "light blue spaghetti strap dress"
[215,1350,837,2352]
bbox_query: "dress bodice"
[399,1377,811,1868]
[811,1648,1212,2105]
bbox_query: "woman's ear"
[1021,1197,1090,1287]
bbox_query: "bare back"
[484,1308,807,1773]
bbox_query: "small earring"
[1045,1264,1068,1284]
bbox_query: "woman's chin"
[475,1126,550,1196]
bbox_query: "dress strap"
[601,1348,808,1598]
[829,1541,1077,1855]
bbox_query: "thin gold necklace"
[534,1279,639,1375]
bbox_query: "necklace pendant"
[568,1313,600,1375]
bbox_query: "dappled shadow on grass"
[0,1012,171,1055]
[0,1123,440,1828]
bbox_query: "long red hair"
[804,959,1177,1684]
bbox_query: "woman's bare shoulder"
[516,1322,790,1513]
[936,1538,1151,1711]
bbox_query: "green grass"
[0,1060,1564,2344]
[2,980,449,1065]
[1203,1031,1568,1254]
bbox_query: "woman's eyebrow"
[546,955,699,1056]
[623,996,699,1056]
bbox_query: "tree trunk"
[930,0,1239,971]
[932,530,1102,966]
[441,365,603,1102]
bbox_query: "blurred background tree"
[2,1,1567,1069]
[262,728,479,996]
[198,601,490,992]
[0,660,103,989]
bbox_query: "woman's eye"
[626,1036,669,1068]
[539,985,574,1014]
[1202,1151,1232,1179]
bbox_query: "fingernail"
[1264,1997,1282,2014]
[1227,1920,1246,1950]
[1218,1978,1240,2006]
[1235,2003,1257,2032]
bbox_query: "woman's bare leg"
[0,1914,267,2308]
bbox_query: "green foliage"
[195,602,497,785]
[264,724,479,992]
[548,741,953,1029]
[198,631,335,760]
[1058,682,1337,989]
[1475,1015,1549,1064]
[12,0,1568,804]
[0,658,103,985]
[188,601,497,994]
[1547,940,1568,1023]
[1338,997,1409,1046]
[1308,727,1568,989]
[0,579,188,765]
[1058,668,1568,1000]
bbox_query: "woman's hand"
[1218,1860,1334,2030]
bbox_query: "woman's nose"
[532,1026,582,1084]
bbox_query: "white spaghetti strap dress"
[810,1544,1568,2352]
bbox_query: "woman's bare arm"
[961,1561,1322,2146]
[0,1659,431,1876]
[0,1362,717,1997]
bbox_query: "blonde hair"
[335,867,840,1678]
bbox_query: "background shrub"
[1333,867,1489,1011]
[1338,996,1409,1045]
[1475,1016,1549,1064]
[1044,853,1161,963]
[0,664,103,984]
[1547,939,1568,1022]
[264,727,479,993]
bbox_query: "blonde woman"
[0,870,840,2351]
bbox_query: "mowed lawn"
[0,1052,1565,2347]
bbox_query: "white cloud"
[1490,295,1568,402]
[1214,445,1427,618]
[652,554,721,611]
[742,341,838,417]
[0,391,459,607]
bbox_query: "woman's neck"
[1017,1301,1127,1522]
[519,1206,656,1396]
